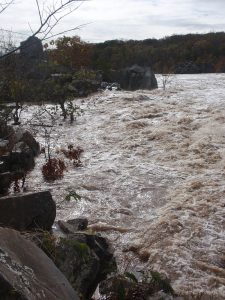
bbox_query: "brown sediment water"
[24,74,225,297]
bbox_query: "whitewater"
[24,74,225,298]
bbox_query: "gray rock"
[109,65,158,91]
[0,172,11,195]
[58,218,88,234]
[15,130,40,156]
[0,191,56,231]
[0,122,15,153]
[0,139,9,156]
[20,36,43,60]
[55,232,116,299]
[100,273,175,300]
[0,227,80,300]
[25,226,116,299]
[1,149,35,172]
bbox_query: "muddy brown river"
[22,74,225,298]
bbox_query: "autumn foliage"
[61,145,83,167]
[42,158,66,181]
[47,36,92,70]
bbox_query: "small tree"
[161,73,175,91]
[66,100,84,124]
[48,36,92,71]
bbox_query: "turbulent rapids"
[25,74,225,298]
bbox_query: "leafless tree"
[161,73,175,91]
[0,0,14,15]
[0,0,88,59]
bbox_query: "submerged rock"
[0,191,56,231]
[99,273,175,300]
[0,227,80,300]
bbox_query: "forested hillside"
[90,32,225,74]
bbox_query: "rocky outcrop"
[0,191,56,231]
[107,65,158,91]
[0,187,116,299]
[0,227,80,300]
[55,232,116,299]
[16,130,40,156]
[0,126,40,195]
[20,36,43,60]
[28,219,117,300]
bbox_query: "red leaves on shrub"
[42,158,66,181]
[61,145,83,167]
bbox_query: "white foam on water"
[23,74,225,297]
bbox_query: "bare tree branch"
[42,22,91,41]
[0,0,14,15]
[35,0,43,25]
[0,0,88,59]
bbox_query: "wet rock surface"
[58,218,88,233]
[0,172,11,195]
[0,125,40,195]
[28,226,117,300]
[99,274,175,300]
[55,233,116,299]
[0,191,56,231]
[0,227,80,300]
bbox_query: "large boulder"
[0,191,56,231]
[20,36,43,60]
[1,149,35,172]
[0,127,39,172]
[107,65,158,91]
[0,227,80,300]
[15,129,40,156]
[54,232,116,299]
[28,223,117,300]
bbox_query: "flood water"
[23,74,225,298]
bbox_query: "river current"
[22,74,225,298]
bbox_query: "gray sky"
[0,0,224,42]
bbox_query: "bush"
[61,145,83,166]
[42,158,66,181]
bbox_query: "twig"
[0,0,88,59]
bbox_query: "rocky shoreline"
[0,123,117,299]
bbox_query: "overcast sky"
[0,0,224,43]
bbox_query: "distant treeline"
[89,32,225,74]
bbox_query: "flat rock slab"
[0,227,80,300]
[0,191,56,231]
